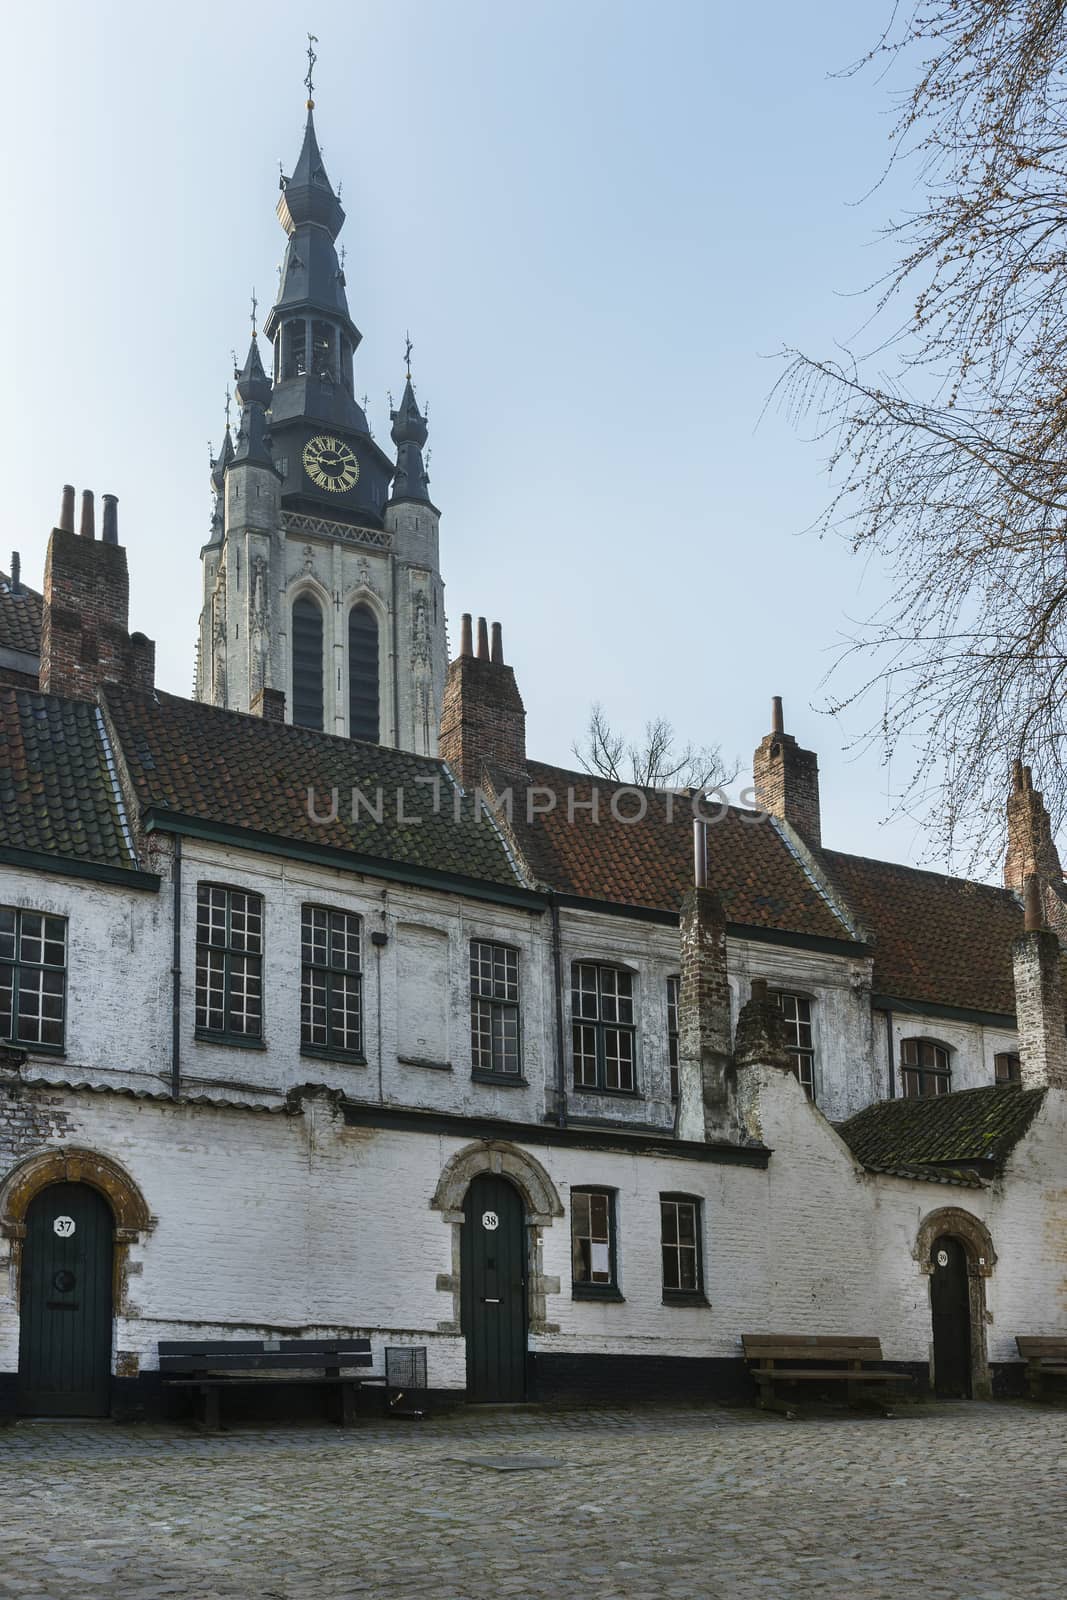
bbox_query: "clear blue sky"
[5,1,940,866]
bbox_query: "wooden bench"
[159,1337,373,1430]
[1016,1336,1067,1401]
[742,1334,914,1418]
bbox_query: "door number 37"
[53,1216,76,1238]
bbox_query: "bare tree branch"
[573,704,737,792]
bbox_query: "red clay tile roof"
[485,760,856,942]
[103,687,524,890]
[0,571,42,659]
[0,687,137,869]
[822,850,1024,1017]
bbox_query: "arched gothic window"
[348,604,380,744]
[292,594,324,730]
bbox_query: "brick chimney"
[1005,760,1062,895]
[676,823,734,1141]
[250,686,286,723]
[1011,876,1067,1091]
[752,695,822,848]
[438,613,526,789]
[39,487,155,700]
[733,977,792,1074]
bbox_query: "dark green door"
[461,1174,526,1402]
[931,1234,972,1398]
[18,1183,113,1417]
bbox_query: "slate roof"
[822,851,1025,1017]
[0,571,42,658]
[102,687,524,890]
[485,760,856,942]
[837,1082,1045,1184]
[0,687,136,869]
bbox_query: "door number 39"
[936,1249,949,1267]
[481,1211,499,1231]
[53,1216,76,1238]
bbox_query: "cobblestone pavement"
[1,1399,1065,1599]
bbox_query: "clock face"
[302,434,360,493]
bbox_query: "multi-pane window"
[667,975,680,1100]
[0,908,66,1049]
[195,886,263,1040]
[301,906,362,1058]
[995,1051,1022,1085]
[901,1038,951,1098]
[772,991,816,1101]
[470,941,520,1076]
[660,1195,703,1296]
[572,963,636,1092]
[571,1189,618,1294]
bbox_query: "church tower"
[196,51,447,754]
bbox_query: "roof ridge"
[824,846,1017,900]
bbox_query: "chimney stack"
[733,976,793,1075]
[752,695,822,848]
[39,484,155,701]
[251,686,286,723]
[1011,875,1067,1091]
[1005,760,1063,907]
[675,881,733,1142]
[438,608,526,788]
[9,553,19,595]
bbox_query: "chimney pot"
[59,485,75,534]
[771,696,784,735]
[490,621,504,665]
[1024,875,1043,932]
[459,613,473,658]
[1012,758,1025,792]
[693,818,707,887]
[751,976,769,1004]
[101,494,119,545]
[79,489,95,540]
[251,686,286,723]
[476,616,489,660]
[9,553,19,594]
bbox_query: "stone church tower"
[196,85,447,755]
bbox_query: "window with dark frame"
[667,975,680,1100]
[572,963,636,1092]
[772,990,816,1101]
[470,940,521,1076]
[571,1188,618,1295]
[660,1194,703,1298]
[995,1051,1022,1085]
[0,907,66,1050]
[301,906,362,1059]
[195,885,264,1042]
[900,1038,951,1098]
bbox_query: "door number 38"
[481,1211,499,1232]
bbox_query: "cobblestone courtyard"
[1,1400,1064,1599]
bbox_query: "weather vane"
[305,33,318,107]
[224,385,232,430]
[405,331,413,381]
[250,288,258,338]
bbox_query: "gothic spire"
[232,334,275,468]
[388,335,431,506]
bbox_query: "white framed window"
[572,963,636,1092]
[195,885,263,1042]
[0,908,66,1051]
[772,990,816,1101]
[470,940,520,1076]
[301,905,362,1059]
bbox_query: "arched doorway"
[461,1174,527,1402]
[915,1206,995,1400]
[18,1183,113,1416]
[930,1235,972,1398]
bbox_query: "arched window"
[283,320,307,379]
[291,594,324,730]
[901,1038,952,1099]
[312,321,335,381]
[348,604,380,743]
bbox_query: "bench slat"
[743,1339,884,1362]
[164,1376,368,1389]
[752,1368,911,1381]
[160,1352,373,1373]
[1016,1337,1067,1357]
